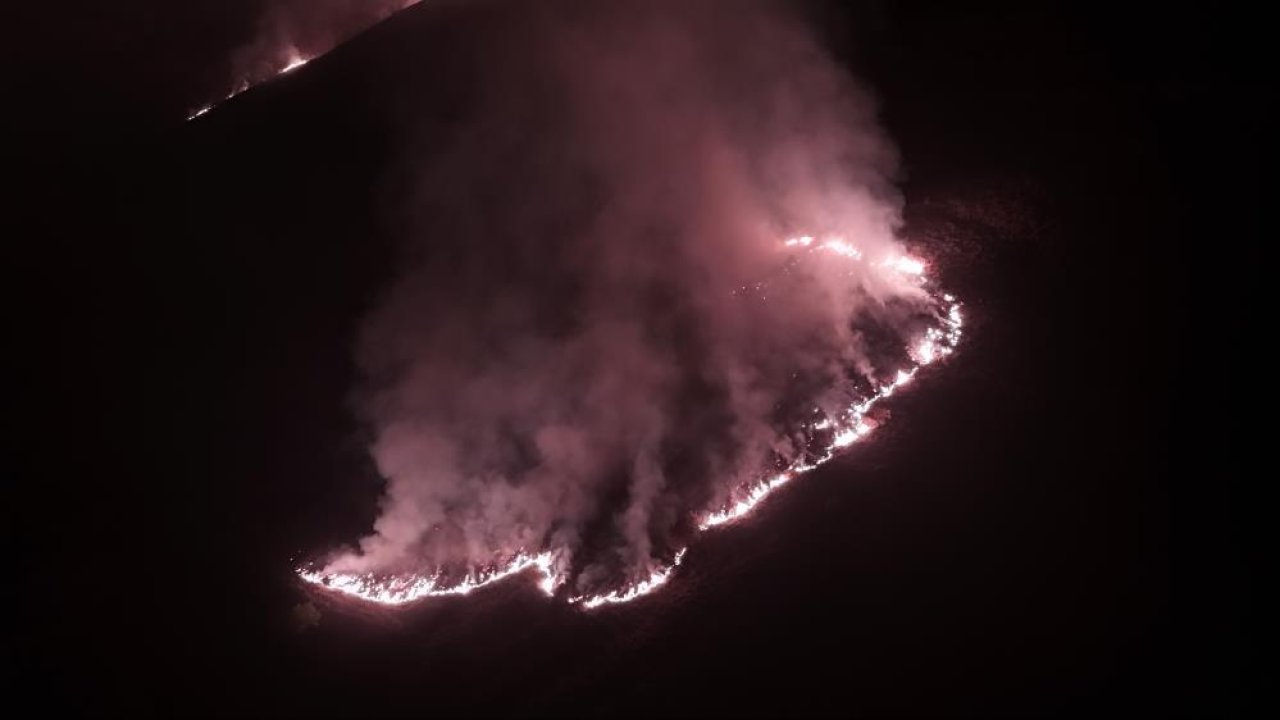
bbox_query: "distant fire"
[186,50,311,121]
[298,233,963,609]
[186,1,423,121]
[299,551,557,606]
[280,51,310,74]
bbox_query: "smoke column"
[301,0,961,605]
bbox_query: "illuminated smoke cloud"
[300,0,962,606]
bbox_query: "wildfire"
[186,0,438,121]
[187,52,311,121]
[882,254,926,276]
[280,52,310,74]
[298,551,559,606]
[568,549,689,609]
[187,50,313,121]
[298,232,963,609]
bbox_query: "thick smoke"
[321,0,927,595]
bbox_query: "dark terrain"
[10,1,1252,716]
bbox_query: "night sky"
[10,1,1254,716]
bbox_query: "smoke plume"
[319,0,930,597]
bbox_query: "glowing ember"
[297,232,963,609]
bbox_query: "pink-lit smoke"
[302,0,960,605]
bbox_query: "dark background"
[9,1,1254,716]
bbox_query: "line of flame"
[567,549,689,609]
[185,0,427,119]
[297,235,962,609]
[298,551,558,606]
[700,267,961,528]
[186,52,311,121]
